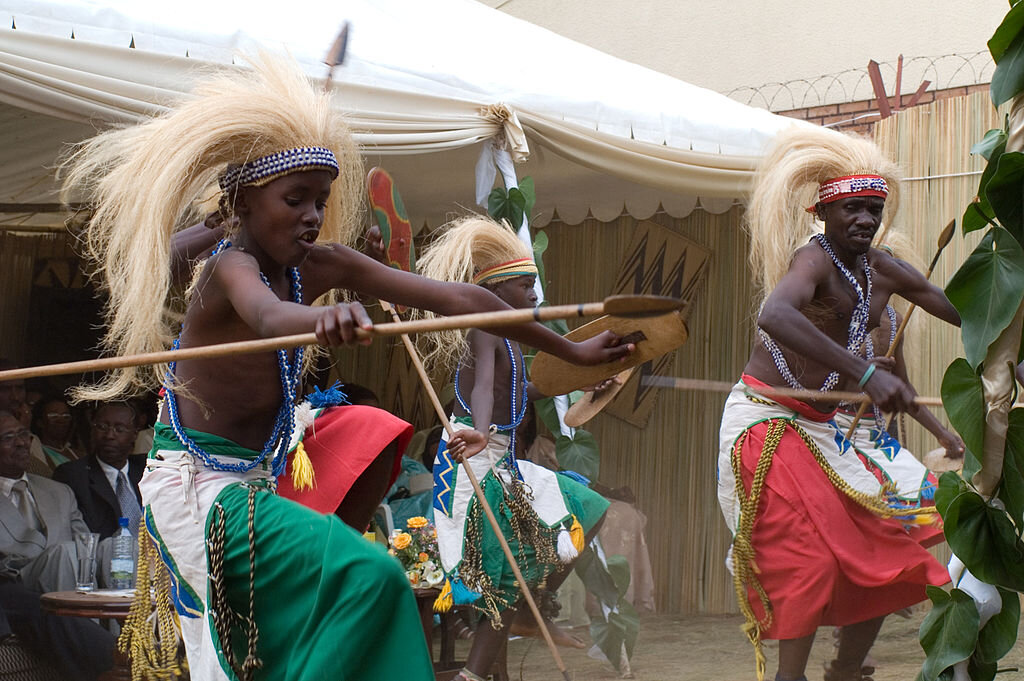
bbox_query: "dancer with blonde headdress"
[61,55,631,681]
[418,216,625,681]
[715,126,960,681]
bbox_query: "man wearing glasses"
[53,402,143,540]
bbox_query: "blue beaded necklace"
[164,240,304,475]
[859,304,898,423]
[760,233,872,393]
[454,339,528,464]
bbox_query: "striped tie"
[115,472,142,536]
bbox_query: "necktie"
[115,471,142,536]
[11,480,41,532]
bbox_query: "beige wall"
[480,0,1006,104]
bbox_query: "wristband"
[858,363,876,389]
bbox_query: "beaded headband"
[473,258,539,285]
[806,174,888,213]
[219,146,340,191]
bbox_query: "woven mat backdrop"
[540,208,752,615]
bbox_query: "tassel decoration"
[451,577,481,605]
[433,579,453,613]
[306,381,347,408]
[570,515,585,553]
[557,528,579,563]
[290,441,316,491]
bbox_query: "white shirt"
[97,458,131,495]
[0,472,31,500]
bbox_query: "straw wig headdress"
[416,216,536,374]
[745,126,901,306]
[60,53,364,401]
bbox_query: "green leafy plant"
[919,4,1024,677]
[487,176,536,230]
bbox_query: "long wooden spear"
[0,296,677,384]
[842,219,957,439]
[642,375,944,407]
[366,167,575,680]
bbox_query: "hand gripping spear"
[843,219,957,440]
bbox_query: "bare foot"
[510,616,586,649]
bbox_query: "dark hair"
[93,400,139,424]
[338,383,379,407]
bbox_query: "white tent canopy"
[0,0,809,231]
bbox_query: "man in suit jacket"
[0,410,92,593]
[0,410,114,680]
[53,402,144,539]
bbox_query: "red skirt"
[735,381,949,639]
[277,405,413,515]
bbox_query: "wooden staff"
[366,168,573,680]
[642,375,944,407]
[0,296,677,384]
[843,219,957,439]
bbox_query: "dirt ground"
[443,607,1024,681]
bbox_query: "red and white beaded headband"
[806,174,888,213]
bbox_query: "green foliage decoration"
[921,5,1024,677]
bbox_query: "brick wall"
[774,82,991,134]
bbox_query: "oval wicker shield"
[531,312,688,396]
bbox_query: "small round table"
[40,590,133,681]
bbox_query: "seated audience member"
[0,410,92,593]
[0,361,49,477]
[31,397,79,470]
[53,402,143,539]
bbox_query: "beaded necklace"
[454,339,529,464]
[858,304,898,423]
[760,233,872,393]
[164,240,304,475]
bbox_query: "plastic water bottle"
[110,517,135,590]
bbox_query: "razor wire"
[726,52,994,112]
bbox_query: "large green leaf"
[935,471,968,517]
[984,151,1024,242]
[518,176,536,218]
[506,187,527,229]
[534,395,562,435]
[992,27,1024,106]
[989,1,1024,63]
[976,587,1021,663]
[1000,408,1024,530]
[555,428,600,480]
[919,586,980,681]
[943,490,1024,591]
[532,228,549,286]
[967,655,997,681]
[944,229,1024,368]
[487,186,508,222]
[963,140,1006,235]
[575,547,639,671]
[606,553,632,600]
[941,359,987,457]
[574,547,619,605]
[971,128,1008,161]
